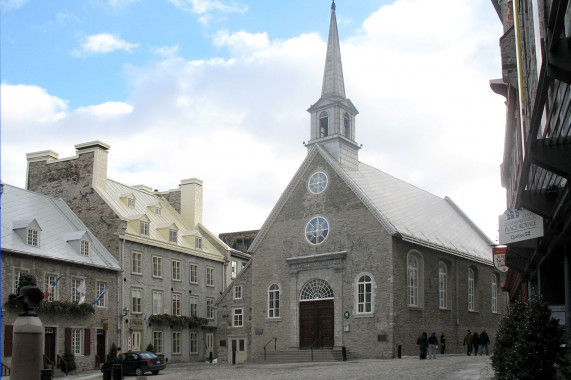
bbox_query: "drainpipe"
[455,258,459,351]
[120,238,125,349]
[565,251,570,333]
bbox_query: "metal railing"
[309,335,325,361]
[1,362,10,376]
[263,337,277,360]
[95,354,101,369]
[43,354,55,376]
[57,354,70,375]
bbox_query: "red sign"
[493,246,508,272]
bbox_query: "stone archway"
[299,279,334,348]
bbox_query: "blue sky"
[1,0,507,242]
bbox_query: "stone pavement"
[31,355,493,380]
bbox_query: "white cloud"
[168,0,247,15]
[0,0,507,241]
[154,45,180,57]
[0,84,68,126]
[76,33,138,55]
[0,0,28,12]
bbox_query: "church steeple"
[306,1,360,169]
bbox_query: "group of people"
[416,332,447,360]
[416,329,490,359]
[463,329,490,356]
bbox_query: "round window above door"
[305,216,329,245]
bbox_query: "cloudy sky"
[1,0,507,242]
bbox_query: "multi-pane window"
[153,331,163,354]
[131,288,143,314]
[468,268,475,311]
[169,229,177,243]
[95,281,108,307]
[132,251,143,275]
[408,255,419,306]
[71,329,83,355]
[189,295,199,317]
[189,263,198,284]
[439,262,447,309]
[206,266,214,287]
[152,291,163,315]
[14,269,29,294]
[152,256,163,278]
[231,261,237,279]
[195,237,202,249]
[172,260,182,281]
[27,228,39,246]
[140,221,149,236]
[234,285,242,300]
[155,207,161,215]
[172,332,181,355]
[80,240,90,256]
[268,284,280,318]
[233,308,243,327]
[189,332,198,354]
[171,293,181,316]
[357,275,372,313]
[206,297,215,319]
[492,274,498,313]
[44,274,58,301]
[128,198,135,208]
[71,277,82,303]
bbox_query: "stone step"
[253,349,348,363]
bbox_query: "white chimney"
[180,178,203,228]
[75,141,110,190]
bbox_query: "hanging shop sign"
[492,246,508,272]
[499,209,543,244]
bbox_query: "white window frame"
[152,290,163,315]
[356,274,373,314]
[408,255,419,306]
[189,295,198,317]
[232,308,243,327]
[233,285,242,300]
[206,297,215,319]
[468,268,475,311]
[155,207,161,215]
[189,263,198,284]
[131,288,143,314]
[195,237,202,249]
[439,262,447,309]
[71,328,83,355]
[44,273,58,302]
[26,227,39,247]
[71,277,82,303]
[128,198,135,208]
[171,293,182,316]
[492,274,498,313]
[95,281,108,308]
[268,284,280,318]
[169,229,177,243]
[153,330,164,354]
[231,261,237,279]
[80,240,90,256]
[206,266,215,287]
[189,332,198,354]
[172,331,182,355]
[172,260,182,282]
[152,255,163,279]
[140,220,149,236]
[132,251,143,275]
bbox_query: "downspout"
[565,251,570,333]
[120,238,125,349]
[455,258,459,351]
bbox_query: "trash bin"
[101,362,112,380]
[40,368,53,380]
[111,363,122,380]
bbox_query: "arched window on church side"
[408,255,418,306]
[491,273,498,313]
[344,112,351,139]
[439,262,447,309]
[268,284,280,318]
[356,274,374,314]
[468,268,475,311]
[319,111,329,137]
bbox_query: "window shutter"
[65,328,72,350]
[4,325,14,357]
[84,328,91,356]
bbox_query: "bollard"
[40,368,53,380]
[111,363,122,380]
[342,346,347,361]
[209,351,213,363]
[232,349,236,365]
[398,345,402,358]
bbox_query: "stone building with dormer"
[25,141,233,362]
[215,2,507,362]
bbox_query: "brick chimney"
[180,178,203,228]
[75,141,110,190]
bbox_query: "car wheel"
[152,371,159,375]
[135,367,144,376]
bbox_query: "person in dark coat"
[463,330,473,356]
[427,332,438,359]
[440,331,446,355]
[417,332,428,359]
[479,329,490,356]
[471,332,480,357]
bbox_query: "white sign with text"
[499,209,543,244]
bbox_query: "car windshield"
[139,353,157,359]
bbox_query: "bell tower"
[306,1,360,169]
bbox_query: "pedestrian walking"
[479,329,490,356]
[440,331,446,355]
[417,332,428,360]
[463,330,473,356]
[471,332,480,357]
[427,332,438,359]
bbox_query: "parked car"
[102,351,166,376]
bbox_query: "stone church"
[215,2,506,361]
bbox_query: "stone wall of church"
[392,239,506,357]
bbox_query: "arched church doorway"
[299,279,334,348]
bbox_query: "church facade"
[215,2,506,361]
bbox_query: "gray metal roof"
[1,184,121,270]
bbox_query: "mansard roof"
[1,184,121,270]
[249,146,493,264]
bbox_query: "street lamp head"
[122,307,129,316]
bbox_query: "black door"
[44,327,56,363]
[299,300,334,348]
[96,329,105,364]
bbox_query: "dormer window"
[140,221,149,236]
[155,207,161,215]
[169,229,177,243]
[80,240,90,256]
[195,237,203,249]
[27,228,39,247]
[319,112,329,137]
[128,198,135,208]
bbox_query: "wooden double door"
[299,300,334,348]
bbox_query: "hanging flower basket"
[148,314,208,327]
[4,300,95,316]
